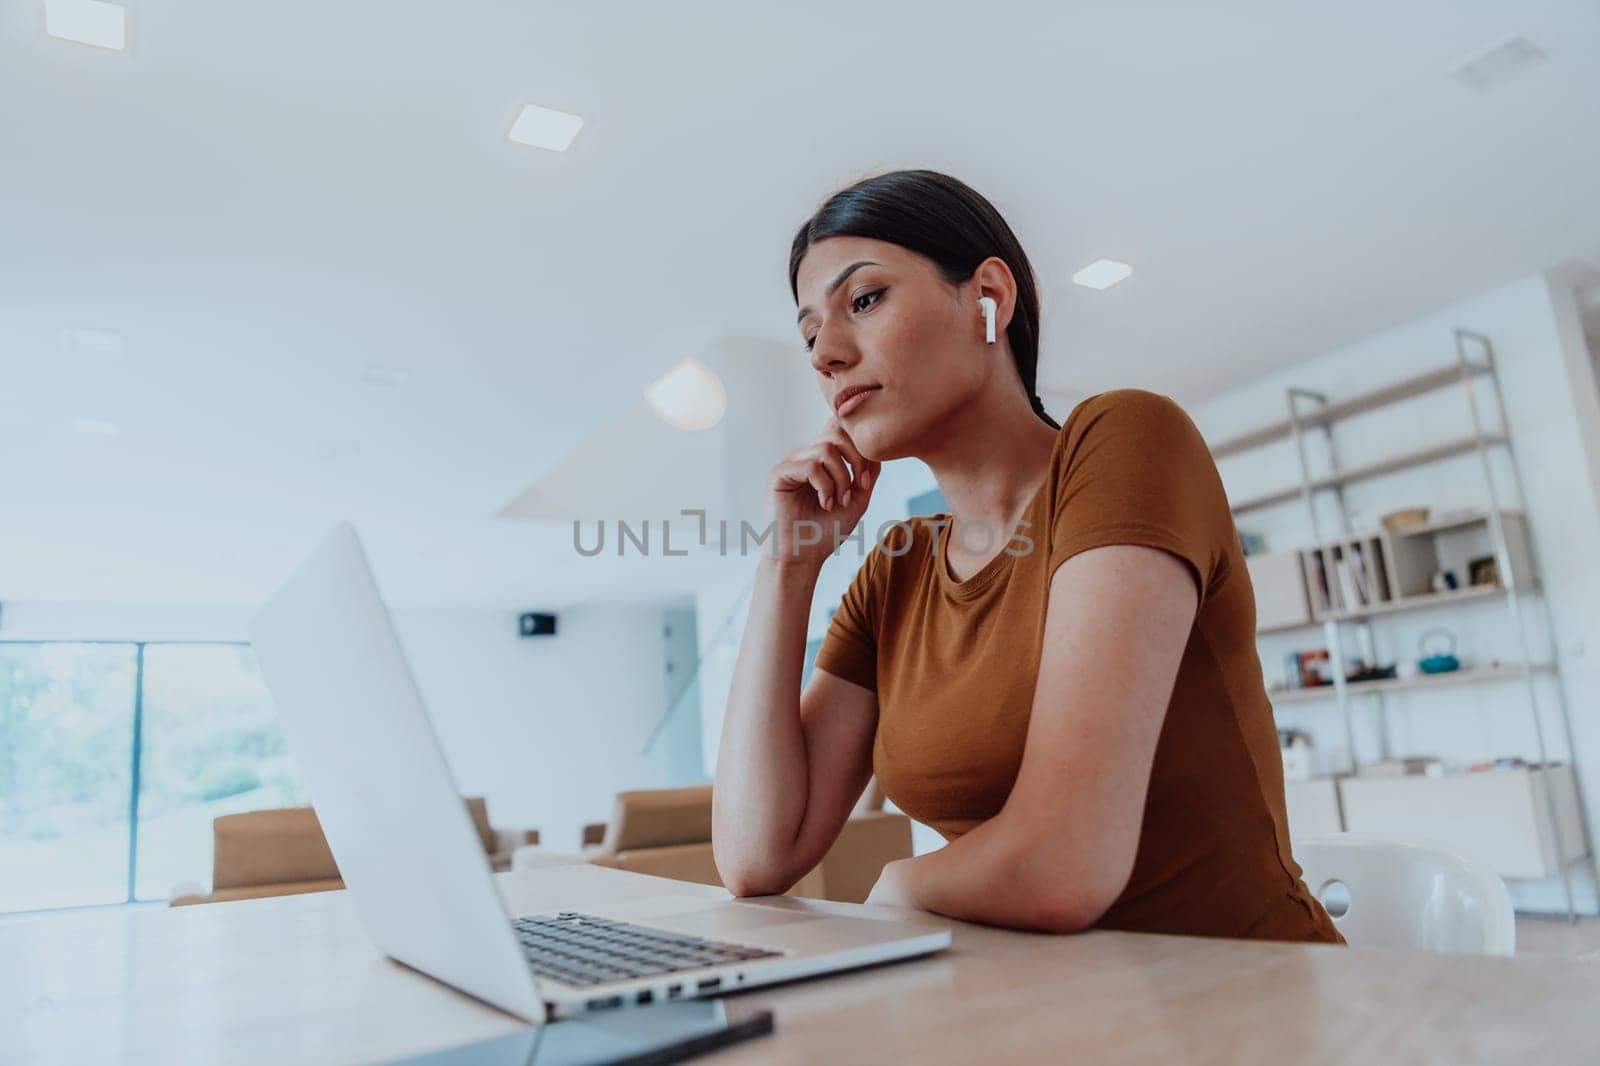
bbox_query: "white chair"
[1293,834,1516,955]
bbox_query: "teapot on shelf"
[1417,628,1461,675]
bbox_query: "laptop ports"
[696,977,722,991]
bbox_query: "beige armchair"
[583,782,912,903]
[169,797,538,906]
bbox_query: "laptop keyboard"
[512,911,781,988]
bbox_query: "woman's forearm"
[712,555,821,891]
[890,812,1126,934]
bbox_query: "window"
[0,644,136,911]
[133,644,308,900]
[0,641,307,914]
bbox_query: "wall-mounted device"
[518,612,557,638]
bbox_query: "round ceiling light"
[644,357,726,431]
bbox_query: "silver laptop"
[248,523,950,1024]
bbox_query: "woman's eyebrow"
[796,260,880,325]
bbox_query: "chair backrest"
[213,807,340,889]
[602,784,715,853]
[212,796,495,890]
[1293,834,1515,955]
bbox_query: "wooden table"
[5,863,1597,1064]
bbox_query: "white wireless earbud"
[977,296,997,344]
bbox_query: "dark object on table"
[385,1000,775,1065]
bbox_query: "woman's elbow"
[1018,895,1105,935]
[712,844,789,899]
[1013,860,1129,934]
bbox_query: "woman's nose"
[808,322,859,376]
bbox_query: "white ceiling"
[3,1,1599,608]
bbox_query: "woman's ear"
[971,256,1018,338]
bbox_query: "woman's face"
[794,236,987,461]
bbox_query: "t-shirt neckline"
[934,472,1053,602]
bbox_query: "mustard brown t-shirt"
[814,388,1342,942]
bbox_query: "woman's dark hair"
[788,169,1057,429]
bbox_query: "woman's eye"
[851,288,884,313]
[803,288,884,351]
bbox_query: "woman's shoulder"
[1053,388,1210,462]
[1060,388,1197,434]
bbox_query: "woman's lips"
[836,386,880,418]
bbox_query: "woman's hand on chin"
[864,857,919,910]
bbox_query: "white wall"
[396,605,696,851]
[0,600,696,855]
[1190,273,1600,913]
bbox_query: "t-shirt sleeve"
[1046,389,1230,605]
[811,549,883,692]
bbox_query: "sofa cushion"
[172,878,346,906]
[819,811,913,904]
[591,842,827,899]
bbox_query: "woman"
[711,169,1342,942]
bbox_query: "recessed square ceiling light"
[508,104,585,152]
[45,0,127,51]
[70,418,119,435]
[361,363,412,388]
[59,327,124,354]
[1448,35,1547,92]
[1071,258,1134,291]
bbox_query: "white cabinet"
[1338,766,1585,879]
[1284,777,1344,837]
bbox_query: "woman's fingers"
[811,445,854,509]
[818,420,879,507]
[773,457,841,510]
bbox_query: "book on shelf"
[1333,555,1360,610]
[1310,551,1332,611]
[1345,546,1371,605]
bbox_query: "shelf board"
[1316,581,1507,622]
[1269,662,1555,705]
[1231,434,1506,515]
[1210,362,1492,459]
[1256,582,1514,633]
[1383,508,1525,538]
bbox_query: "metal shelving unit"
[1214,329,1595,919]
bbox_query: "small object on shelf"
[1467,554,1500,587]
[1279,729,1316,781]
[1381,506,1430,532]
[1239,530,1267,556]
[1429,568,1459,593]
[1417,628,1461,674]
[1466,757,1529,774]
[1364,756,1443,777]
[1296,649,1331,687]
[1346,664,1398,684]
[1283,651,1303,690]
